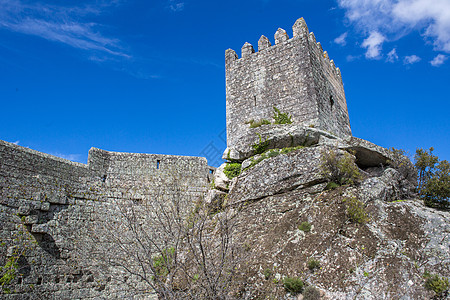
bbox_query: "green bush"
[272,107,292,125]
[344,197,369,224]
[0,256,18,294]
[298,221,312,232]
[152,247,175,280]
[263,268,272,280]
[283,276,304,294]
[320,148,362,186]
[424,271,449,297]
[303,285,321,300]
[307,258,320,271]
[415,148,449,209]
[223,163,242,180]
[325,182,340,190]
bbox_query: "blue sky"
[0,0,449,167]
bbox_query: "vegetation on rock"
[320,148,362,186]
[307,258,320,271]
[272,106,292,125]
[303,285,321,300]
[298,221,312,232]
[415,147,449,209]
[223,163,242,180]
[344,196,369,224]
[423,271,449,297]
[245,146,304,170]
[252,133,270,155]
[283,276,304,294]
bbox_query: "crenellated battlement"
[225,18,343,91]
[225,18,351,148]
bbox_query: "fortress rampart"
[0,140,209,298]
[225,18,351,149]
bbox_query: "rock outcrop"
[207,127,448,299]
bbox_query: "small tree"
[76,184,244,299]
[320,148,362,186]
[415,148,449,209]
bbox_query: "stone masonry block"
[24,215,39,225]
[40,202,50,211]
[274,28,289,44]
[18,205,31,215]
[31,224,49,234]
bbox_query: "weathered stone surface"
[18,205,31,215]
[204,189,227,211]
[214,163,230,191]
[228,145,335,204]
[223,149,449,299]
[222,124,337,161]
[358,168,416,203]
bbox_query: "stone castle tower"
[225,18,352,148]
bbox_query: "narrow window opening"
[37,277,42,285]
[330,95,334,108]
[254,96,257,106]
[209,169,213,174]
[156,160,160,170]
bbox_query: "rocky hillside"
[207,124,449,299]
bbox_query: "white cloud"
[362,31,385,59]
[12,140,19,145]
[386,48,399,62]
[403,54,421,64]
[346,54,361,61]
[334,32,348,46]
[430,54,448,66]
[0,0,129,59]
[169,1,185,12]
[338,0,450,55]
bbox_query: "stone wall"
[225,18,351,149]
[0,140,210,299]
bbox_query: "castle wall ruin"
[0,140,209,299]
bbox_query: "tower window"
[330,95,334,108]
[156,160,160,169]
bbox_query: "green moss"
[245,146,304,170]
[252,133,269,155]
[223,163,242,180]
[325,182,340,190]
[424,271,449,296]
[298,221,312,232]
